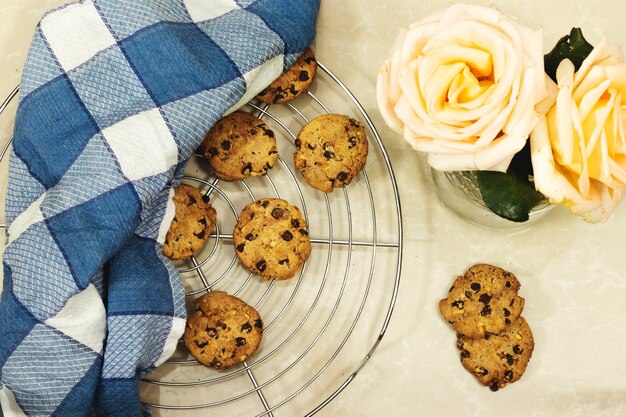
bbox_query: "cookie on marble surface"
[233,198,311,280]
[293,114,368,192]
[184,291,263,369]
[256,48,317,104]
[439,264,525,338]
[456,316,534,391]
[201,111,278,181]
[163,184,217,260]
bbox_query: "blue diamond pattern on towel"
[13,74,99,189]
[3,222,78,320]
[45,183,142,289]
[19,27,64,100]
[120,21,242,106]
[95,0,192,41]
[68,46,154,130]
[161,78,246,158]
[197,9,284,75]
[5,149,46,225]
[102,315,173,379]
[2,324,100,415]
[0,1,319,415]
[40,133,126,219]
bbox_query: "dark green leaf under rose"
[544,27,594,82]
[475,28,595,222]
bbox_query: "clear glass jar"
[431,168,554,230]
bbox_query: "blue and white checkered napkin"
[0,0,318,415]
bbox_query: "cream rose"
[377,4,549,171]
[530,40,626,222]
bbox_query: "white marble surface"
[1,1,626,416]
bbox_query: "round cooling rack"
[0,62,403,416]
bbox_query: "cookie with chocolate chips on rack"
[201,111,278,181]
[163,184,217,260]
[294,114,368,192]
[439,263,525,339]
[233,198,311,280]
[184,291,263,369]
[256,48,317,104]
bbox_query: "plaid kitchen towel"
[0,0,319,415]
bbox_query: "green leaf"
[476,170,544,223]
[544,27,594,82]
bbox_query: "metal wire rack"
[0,62,403,416]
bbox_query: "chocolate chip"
[337,172,348,182]
[504,370,514,381]
[505,318,511,325]
[273,93,284,103]
[299,228,308,236]
[250,129,258,135]
[289,85,298,95]
[195,340,208,348]
[304,56,316,64]
[509,298,515,307]
[489,381,500,392]
[241,323,252,333]
[256,260,266,272]
[202,194,210,203]
[211,360,222,368]
[216,321,227,330]
[505,280,511,287]
[245,233,255,241]
[188,195,197,205]
[278,258,289,265]
[307,143,316,150]
[194,230,205,239]
[261,200,269,208]
[513,345,523,355]
[460,349,470,358]
[299,70,310,81]
[207,147,218,156]
[199,217,207,225]
[281,231,293,241]
[207,327,217,338]
[254,319,263,328]
[348,136,358,148]
[235,337,246,346]
[323,150,334,159]
[456,338,464,349]
[471,282,481,292]
[505,354,514,366]
[221,140,231,150]
[349,118,360,127]
[264,129,274,138]
[480,304,492,316]
[464,291,472,299]
[503,308,511,317]
[295,139,301,149]
[236,243,245,252]
[451,300,464,309]
[291,219,300,228]
[475,367,488,376]
[484,333,491,340]
[241,162,253,175]
[479,293,492,304]
[271,208,284,219]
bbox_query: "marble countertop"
[1,1,626,416]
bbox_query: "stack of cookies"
[439,264,535,391]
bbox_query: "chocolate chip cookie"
[439,264,525,339]
[456,316,535,391]
[233,198,311,280]
[294,114,368,192]
[256,48,317,104]
[184,291,263,369]
[163,184,217,260]
[202,111,278,181]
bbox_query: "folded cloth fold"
[0,0,319,415]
